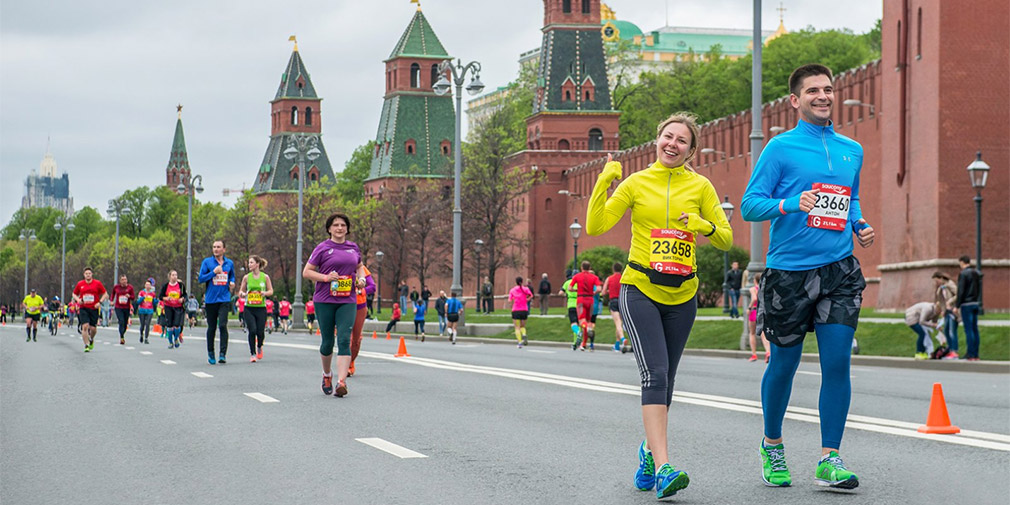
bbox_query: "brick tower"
[165,105,191,191]
[252,40,335,194]
[364,5,455,196]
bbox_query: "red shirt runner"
[606,272,622,300]
[74,279,107,309]
[306,300,315,315]
[112,284,135,309]
[163,283,183,308]
[279,300,291,317]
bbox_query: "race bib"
[247,291,263,305]
[649,228,694,276]
[169,292,180,299]
[82,294,95,304]
[213,272,229,286]
[28,305,40,313]
[807,183,851,231]
[330,276,353,297]
[118,295,128,304]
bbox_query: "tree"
[145,186,188,237]
[222,190,262,264]
[461,77,539,292]
[372,184,419,292]
[405,183,451,290]
[114,186,152,238]
[695,244,749,307]
[334,141,375,204]
[68,207,105,251]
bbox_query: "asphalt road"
[2,323,1008,505]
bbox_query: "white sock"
[323,372,332,377]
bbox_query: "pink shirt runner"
[508,285,533,312]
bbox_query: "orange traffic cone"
[372,330,378,339]
[917,383,960,434]
[394,336,411,357]
[386,332,391,340]
[153,324,162,334]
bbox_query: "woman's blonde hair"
[249,255,268,270]
[656,112,702,171]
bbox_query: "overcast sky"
[0,0,882,221]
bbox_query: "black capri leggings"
[138,313,153,339]
[115,308,130,337]
[619,284,697,406]
[205,302,230,355]
[244,306,267,355]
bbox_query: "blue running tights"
[762,323,853,449]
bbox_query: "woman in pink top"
[506,276,534,348]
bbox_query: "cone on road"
[372,330,378,339]
[153,324,162,334]
[917,382,960,434]
[386,332,391,340]
[394,336,411,357]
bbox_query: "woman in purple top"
[303,212,365,398]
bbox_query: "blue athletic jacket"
[197,256,236,304]
[741,119,866,271]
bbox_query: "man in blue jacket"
[742,64,875,491]
[198,239,235,365]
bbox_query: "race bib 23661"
[807,183,851,231]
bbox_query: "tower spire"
[411,0,421,11]
[176,103,183,119]
[289,35,298,52]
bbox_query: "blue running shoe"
[635,441,656,491]
[208,353,216,365]
[218,354,226,364]
[655,463,689,498]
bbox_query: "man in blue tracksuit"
[197,239,236,365]
[742,64,876,491]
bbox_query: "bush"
[695,245,749,307]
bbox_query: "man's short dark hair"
[959,255,971,265]
[581,260,591,271]
[84,266,93,273]
[789,64,834,96]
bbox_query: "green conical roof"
[387,9,449,60]
[166,115,189,172]
[275,49,318,100]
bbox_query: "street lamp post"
[966,151,990,312]
[54,215,76,302]
[107,199,133,290]
[434,57,485,329]
[176,176,203,301]
[283,134,321,329]
[18,228,37,295]
[741,0,767,349]
[569,219,582,271]
[375,251,384,314]
[474,239,484,305]
[720,196,735,315]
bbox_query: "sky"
[0,0,882,222]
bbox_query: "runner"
[589,287,603,351]
[159,271,188,349]
[137,278,157,344]
[571,261,601,350]
[197,239,236,365]
[72,267,109,352]
[68,300,78,332]
[237,255,273,363]
[303,212,365,398]
[47,295,62,335]
[435,290,448,336]
[185,295,199,329]
[265,297,275,335]
[586,112,733,498]
[747,272,770,363]
[111,274,135,345]
[0,304,7,325]
[507,276,534,348]
[349,266,375,376]
[236,296,245,334]
[742,64,874,490]
[603,262,626,352]
[559,271,580,349]
[21,288,44,342]
[412,296,427,342]
[306,299,316,334]
[444,292,463,344]
[278,297,291,334]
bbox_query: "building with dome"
[22,142,73,215]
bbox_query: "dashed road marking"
[526,349,555,354]
[355,438,427,459]
[244,392,279,403]
[140,351,153,355]
[125,346,135,350]
[160,360,176,365]
[191,372,213,378]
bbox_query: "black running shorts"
[756,255,866,347]
[447,313,459,323]
[511,310,529,321]
[608,299,620,312]
[567,307,578,324]
[79,307,100,327]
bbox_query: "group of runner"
[584,64,874,497]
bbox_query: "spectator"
[398,281,409,315]
[481,276,494,314]
[421,285,432,305]
[385,303,401,334]
[724,261,743,318]
[955,256,982,361]
[905,301,939,360]
[537,273,552,316]
[435,291,447,336]
[932,271,959,359]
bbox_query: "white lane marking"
[219,340,1010,452]
[103,341,110,345]
[160,360,176,365]
[797,371,821,376]
[140,351,153,355]
[355,438,427,459]
[191,372,213,378]
[526,349,556,354]
[244,392,279,403]
[125,346,135,350]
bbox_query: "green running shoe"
[815,451,859,489]
[760,441,791,487]
[655,463,689,498]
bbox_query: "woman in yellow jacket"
[587,112,733,499]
